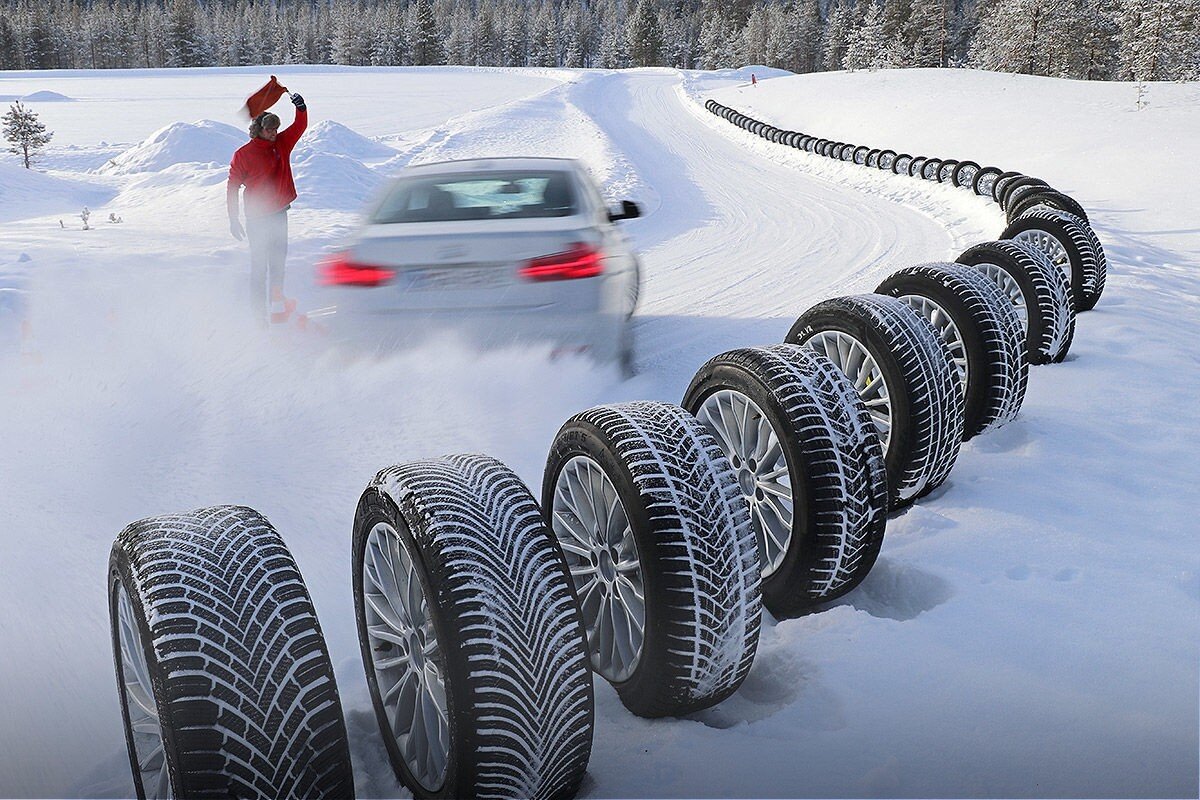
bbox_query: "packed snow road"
[0,66,1195,798]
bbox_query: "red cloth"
[243,75,289,119]
[227,109,307,218]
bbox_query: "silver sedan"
[316,157,642,370]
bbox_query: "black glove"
[291,93,306,111]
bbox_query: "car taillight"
[519,243,604,281]
[318,254,396,287]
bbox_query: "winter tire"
[893,154,913,174]
[1000,176,1050,210]
[876,263,1028,439]
[1003,208,1106,311]
[355,455,594,799]
[786,295,964,509]
[1006,188,1089,224]
[992,171,1024,203]
[543,402,761,718]
[909,156,928,178]
[878,149,897,170]
[952,160,981,189]
[921,158,942,180]
[815,138,829,156]
[938,159,960,183]
[972,165,1003,196]
[841,144,857,162]
[866,148,882,167]
[957,240,1075,365]
[682,345,888,617]
[109,506,353,800]
[853,145,870,165]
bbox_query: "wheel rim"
[551,455,645,683]
[1012,228,1071,281]
[804,330,893,453]
[976,262,1029,333]
[363,522,450,792]
[117,583,173,800]
[696,389,792,579]
[898,294,969,395]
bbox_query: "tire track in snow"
[569,71,967,387]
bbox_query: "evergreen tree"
[824,1,853,70]
[3,100,53,169]
[845,1,889,71]
[627,0,663,67]
[906,0,949,67]
[407,0,442,66]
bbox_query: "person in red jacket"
[227,92,307,323]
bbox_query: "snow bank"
[98,119,245,175]
[0,162,114,222]
[21,90,74,102]
[294,119,396,161]
[292,152,385,212]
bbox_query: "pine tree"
[3,100,53,169]
[845,1,888,70]
[407,0,442,66]
[627,0,663,67]
[906,0,949,67]
[823,1,853,70]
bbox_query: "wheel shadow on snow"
[828,557,955,622]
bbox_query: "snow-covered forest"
[0,0,1196,81]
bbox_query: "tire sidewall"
[681,362,814,614]
[787,311,913,504]
[543,420,673,711]
[877,275,990,439]
[352,491,464,800]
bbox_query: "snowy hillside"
[0,65,1196,799]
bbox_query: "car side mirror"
[608,200,641,222]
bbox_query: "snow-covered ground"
[0,65,1196,798]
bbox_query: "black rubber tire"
[876,263,1028,440]
[992,171,1024,203]
[853,145,870,165]
[543,402,761,718]
[682,345,888,617]
[705,99,717,113]
[972,166,1003,197]
[957,240,1076,365]
[938,159,960,183]
[952,160,981,189]
[109,507,354,800]
[355,455,594,800]
[866,148,882,167]
[1002,209,1106,311]
[800,135,815,151]
[1006,188,1089,224]
[815,138,830,155]
[893,154,913,174]
[787,295,964,510]
[921,158,942,180]
[841,144,857,163]
[909,156,928,178]
[1000,176,1051,210]
[828,141,844,159]
[878,149,897,170]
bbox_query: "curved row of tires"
[703,99,1108,312]
[107,106,1104,799]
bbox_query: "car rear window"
[371,171,579,223]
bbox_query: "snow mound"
[21,90,74,102]
[292,152,385,211]
[0,162,115,222]
[99,119,245,175]
[295,120,396,161]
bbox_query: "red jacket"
[227,109,307,219]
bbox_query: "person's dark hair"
[248,112,281,139]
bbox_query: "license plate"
[404,265,502,290]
